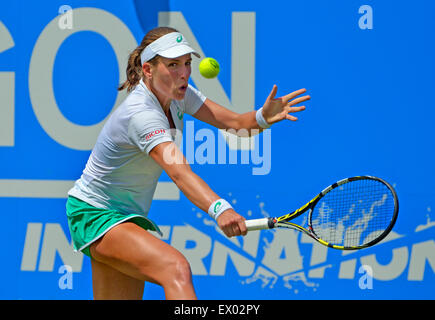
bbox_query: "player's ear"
[142,62,153,80]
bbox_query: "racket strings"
[310,179,396,247]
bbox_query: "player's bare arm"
[192,86,310,135]
[149,141,247,237]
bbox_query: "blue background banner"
[1,0,434,300]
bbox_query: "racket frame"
[246,176,399,250]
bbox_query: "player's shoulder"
[121,83,163,115]
[179,84,207,115]
[185,83,204,97]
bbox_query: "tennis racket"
[245,176,399,250]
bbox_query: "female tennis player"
[66,26,310,300]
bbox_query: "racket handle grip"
[245,218,274,231]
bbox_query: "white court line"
[0,180,179,200]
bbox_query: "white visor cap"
[140,32,200,65]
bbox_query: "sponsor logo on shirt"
[145,129,166,141]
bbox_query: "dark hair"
[118,26,178,92]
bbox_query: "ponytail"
[117,46,143,92]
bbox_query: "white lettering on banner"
[0,72,14,147]
[21,223,83,272]
[21,223,43,271]
[28,8,135,151]
[408,240,435,281]
[0,21,14,57]
[209,241,255,276]
[38,223,83,272]
[0,21,15,146]
[0,179,179,200]
[360,247,409,281]
[338,259,357,279]
[299,235,332,278]
[20,221,435,293]
[261,229,303,275]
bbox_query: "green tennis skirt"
[66,196,162,258]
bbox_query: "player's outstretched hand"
[261,85,310,124]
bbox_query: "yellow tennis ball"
[199,57,220,79]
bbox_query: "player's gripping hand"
[217,209,247,237]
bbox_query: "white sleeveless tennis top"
[68,79,206,216]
